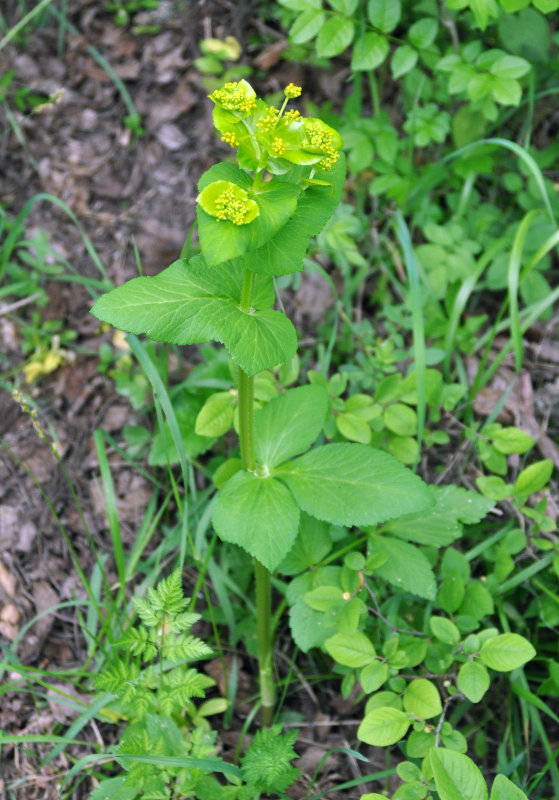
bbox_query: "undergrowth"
[1,1,559,799]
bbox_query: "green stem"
[255,559,275,726]
[238,268,275,726]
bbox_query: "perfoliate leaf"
[358,707,411,746]
[212,471,300,571]
[254,384,328,469]
[430,748,488,800]
[276,443,433,527]
[230,155,346,275]
[91,257,297,376]
[479,633,536,672]
[197,163,300,266]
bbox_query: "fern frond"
[133,596,161,629]
[118,625,158,661]
[162,634,213,663]
[242,724,300,793]
[168,611,201,634]
[149,570,189,617]
[94,659,140,697]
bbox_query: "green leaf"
[91,257,297,376]
[391,45,418,78]
[212,471,300,571]
[351,32,389,70]
[383,403,417,436]
[277,443,433,527]
[277,513,332,575]
[316,15,355,57]
[490,77,522,105]
[336,412,372,444]
[429,616,460,645]
[479,633,536,672]
[231,155,346,276]
[367,0,401,32]
[459,581,494,620]
[430,748,488,800]
[457,661,490,703]
[89,778,138,800]
[438,571,465,614]
[197,164,300,266]
[254,385,328,469]
[325,632,376,667]
[289,9,326,43]
[490,427,534,455]
[148,396,213,466]
[489,55,531,79]
[513,459,553,496]
[403,678,442,719]
[358,707,411,746]
[360,660,389,693]
[489,774,530,800]
[370,535,437,600]
[533,0,559,10]
[408,17,439,48]
[385,484,492,547]
[304,585,345,611]
[195,392,234,437]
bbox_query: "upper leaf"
[276,443,434,527]
[91,257,297,376]
[197,163,300,266]
[230,155,346,275]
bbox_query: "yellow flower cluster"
[212,82,256,114]
[272,137,286,156]
[221,131,240,147]
[284,83,302,99]
[284,109,301,122]
[304,122,340,170]
[256,106,280,133]
[214,187,252,225]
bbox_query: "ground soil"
[1,2,559,798]
[0,2,391,797]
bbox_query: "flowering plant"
[91,81,433,723]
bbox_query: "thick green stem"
[238,268,275,725]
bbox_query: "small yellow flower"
[271,137,286,156]
[256,106,280,133]
[284,83,302,99]
[284,109,301,122]
[221,131,240,147]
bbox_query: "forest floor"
[0,1,386,797]
[1,1,559,798]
